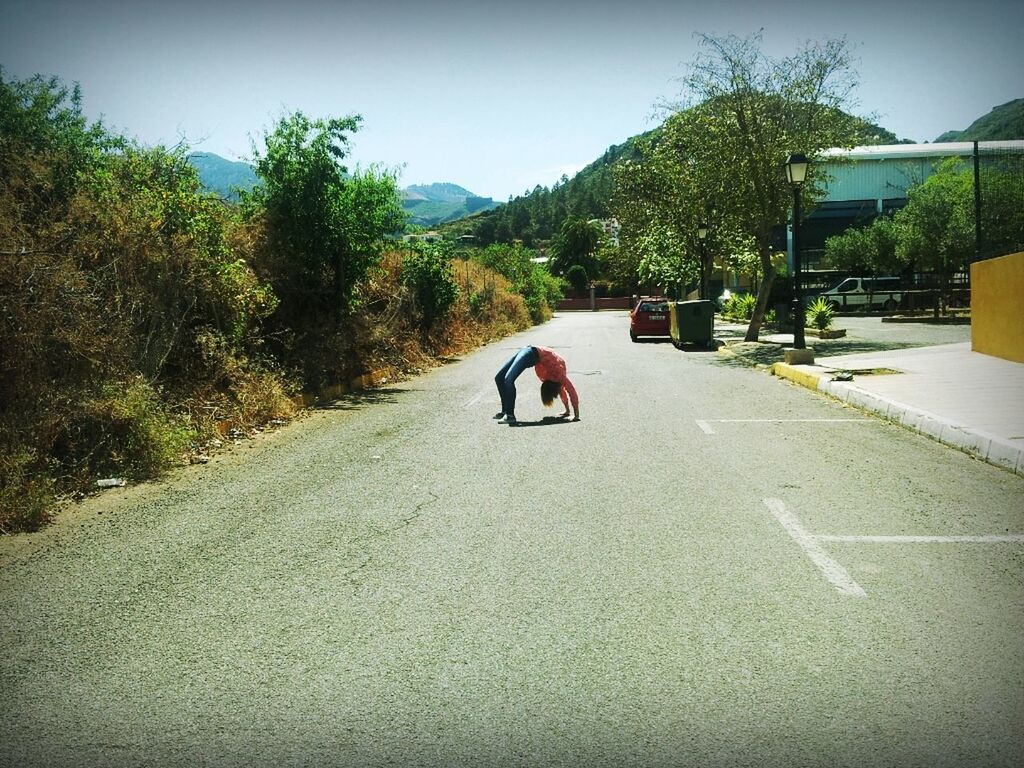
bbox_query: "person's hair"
[540,380,562,406]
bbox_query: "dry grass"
[0,249,539,534]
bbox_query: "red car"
[630,298,670,341]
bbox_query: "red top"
[533,346,579,411]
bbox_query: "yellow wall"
[972,251,1024,363]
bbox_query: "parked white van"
[819,276,902,311]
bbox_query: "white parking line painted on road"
[817,534,1024,544]
[762,498,867,597]
[697,418,868,434]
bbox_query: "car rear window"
[639,302,667,312]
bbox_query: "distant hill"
[187,154,494,226]
[186,152,259,200]
[934,99,1024,142]
[438,129,653,246]
[404,183,474,203]
[401,182,498,226]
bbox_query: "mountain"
[401,182,498,227]
[934,99,1024,142]
[186,152,260,200]
[186,153,495,226]
[438,130,653,246]
[404,182,474,203]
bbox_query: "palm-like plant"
[805,296,835,331]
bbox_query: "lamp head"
[785,153,809,185]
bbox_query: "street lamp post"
[785,153,809,350]
[697,222,709,300]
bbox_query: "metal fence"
[975,139,1024,262]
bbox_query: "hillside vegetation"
[403,182,498,227]
[441,131,653,247]
[186,152,259,200]
[443,109,904,249]
[934,99,1024,142]
[0,72,559,533]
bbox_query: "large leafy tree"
[247,112,404,319]
[548,217,603,279]
[824,216,901,275]
[614,124,760,300]
[894,159,975,314]
[622,32,865,340]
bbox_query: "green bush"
[722,292,757,321]
[566,264,589,292]
[519,264,563,323]
[805,296,835,330]
[402,242,460,330]
[472,244,562,323]
[54,378,194,482]
[0,450,54,533]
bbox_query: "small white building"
[589,218,621,248]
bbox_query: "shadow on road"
[508,416,577,428]
[710,337,940,369]
[813,339,923,356]
[316,387,409,411]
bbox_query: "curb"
[290,366,398,409]
[770,363,1024,477]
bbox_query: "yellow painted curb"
[770,362,826,392]
[293,366,398,409]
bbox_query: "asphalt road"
[2,311,1022,767]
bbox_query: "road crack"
[340,490,440,593]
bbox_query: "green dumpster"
[670,300,715,348]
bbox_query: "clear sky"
[2,0,1021,200]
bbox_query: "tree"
[247,111,404,319]
[548,217,602,278]
[613,125,760,301]
[824,216,901,275]
[612,141,692,296]
[894,159,974,315]
[402,241,459,331]
[0,70,115,221]
[665,32,865,341]
[566,264,589,292]
[824,158,1024,315]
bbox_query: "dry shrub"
[1,72,554,534]
[52,377,194,483]
[0,450,54,534]
[230,369,297,427]
[348,251,533,372]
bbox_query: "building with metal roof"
[792,140,1024,271]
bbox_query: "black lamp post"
[697,222,709,300]
[785,153,809,350]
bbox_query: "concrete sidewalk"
[771,342,1024,476]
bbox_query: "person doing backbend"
[493,345,579,425]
